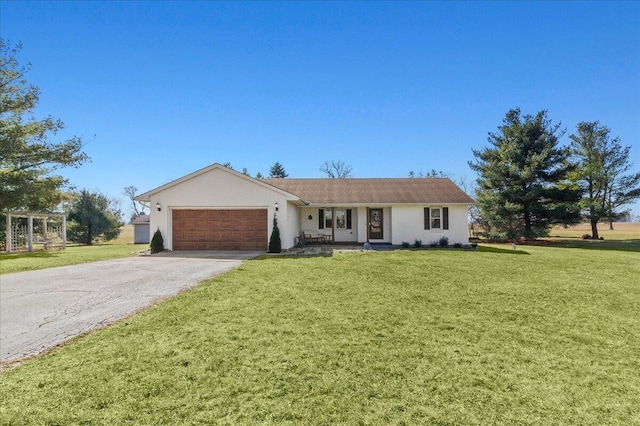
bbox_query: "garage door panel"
[231,231,244,239]
[172,209,267,251]
[218,230,233,239]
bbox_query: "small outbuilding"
[132,214,150,244]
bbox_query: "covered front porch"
[296,206,391,245]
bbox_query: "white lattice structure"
[4,211,67,252]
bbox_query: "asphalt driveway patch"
[0,252,259,364]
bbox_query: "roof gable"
[134,163,301,202]
[131,214,150,224]
[263,178,474,204]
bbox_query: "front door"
[368,208,383,240]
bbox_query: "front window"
[336,210,346,229]
[324,209,332,229]
[335,209,353,229]
[431,208,441,229]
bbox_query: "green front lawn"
[0,226,146,275]
[0,243,147,275]
[1,246,639,424]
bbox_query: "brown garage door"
[172,209,268,250]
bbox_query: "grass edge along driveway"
[1,247,639,425]
[0,243,148,275]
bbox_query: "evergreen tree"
[268,217,281,253]
[469,108,581,240]
[407,169,448,178]
[0,39,88,211]
[269,162,288,178]
[67,190,123,245]
[570,122,640,237]
[150,228,164,253]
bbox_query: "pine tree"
[469,108,581,240]
[269,162,288,178]
[67,190,124,245]
[150,228,164,253]
[268,217,281,253]
[1,39,88,211]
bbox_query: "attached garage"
[172,209,268,250]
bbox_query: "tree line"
[220,159,353,180]
[470,108,639,240]
[2,39,638,245]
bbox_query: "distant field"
[549,222,640,240]
[113,224,135,244]
[541,222,640,251]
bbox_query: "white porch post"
[28,214,34,252]
[6,213,11,252]
[62,215,67,249]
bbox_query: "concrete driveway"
[0,251,261,364]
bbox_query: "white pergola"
[4,211,67,252]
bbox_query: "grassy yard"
[544,222,640,251]
[1,246,638,424]
[0,225,147,275]
[550,221,640,240]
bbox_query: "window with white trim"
[324,209,332,229]
[336,209,346,229]
[424,207,449,230]
[431,208,441,229]
[335,209,352,229]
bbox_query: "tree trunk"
[523,209,532,240]
[609,221,614,230]
[590,217,599,240]
[87,223,93,246]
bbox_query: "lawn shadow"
[477,245,530,255]
[544,239,640,252]
[0,251,60,260]
[256,252,334,260]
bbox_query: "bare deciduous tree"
[320,160,353,178]
[123,186,148,218]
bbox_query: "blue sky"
[2,1,639,217]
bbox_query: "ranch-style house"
[135,163,474,251]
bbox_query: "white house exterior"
[135,163,474,251]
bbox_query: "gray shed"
[132,214,150,244]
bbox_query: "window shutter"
[443,207,449,230]
[318,209,324,229]
[346,209,352,229]
[424,208,430,230]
